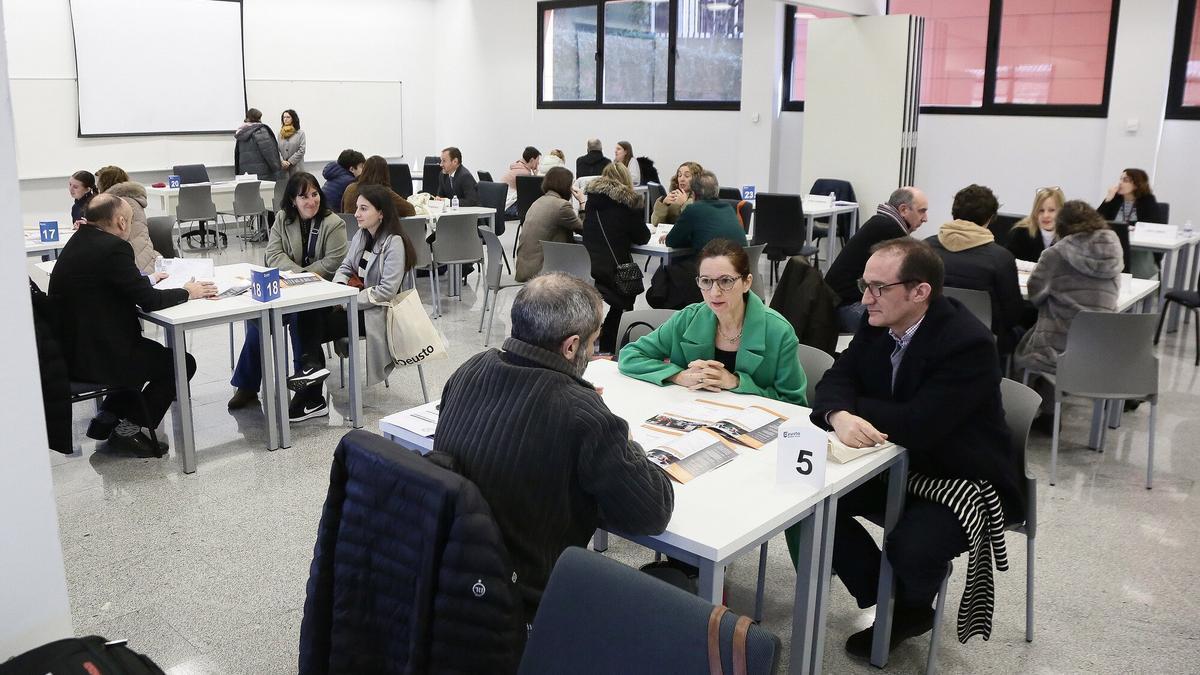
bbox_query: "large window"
[537,0,743,109]
[1167,0,1200,118]
[782,5,851,111]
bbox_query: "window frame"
[781,0,1121,116]
[1166,0,1200,120]
[536,0,742,111]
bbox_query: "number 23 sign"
[776,421,827,490]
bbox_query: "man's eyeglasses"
[696,275,743,291]
[856,278,912,298]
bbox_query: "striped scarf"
[907,472,1008,643]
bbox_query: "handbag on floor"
[0,636,165,675]
[372,289,448,367]
[596,214,645,296]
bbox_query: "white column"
[736,0,785,192]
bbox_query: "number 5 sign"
[776,420,826,490]
[251,267,281,302]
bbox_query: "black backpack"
[0,636,165,675]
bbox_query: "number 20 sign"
[251,268,281,302]
[776,420,826,491]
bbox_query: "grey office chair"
[146,216,178,259]
[271,178,288,214]
[926,377,1042,673]
[336,213,355,230]
[401,218,440,317]
[176,184,222,249]
[430,212,484,307]
[217,181,266,250]
[476,180,509,237]
[944,287,993,333]
[478,227,524,346]
[388,162,414,197]
[334,334,429,402]
[512,174,544,257]
[1039,311,1160,488]
[796,343,835,406]
[519,547,780,675]
[541,241,591,282]
[746,243,766,300]
[616,309,677,350]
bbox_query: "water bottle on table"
[451,195,459,210]
[1184,219,1194,238]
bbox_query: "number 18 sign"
[251,267,280,302]
[776,418,826,491]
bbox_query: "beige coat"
[515,191,583,281]
[265,210,349,279]
[650,194,692,225]
[106,182,156,274]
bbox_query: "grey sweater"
[434,337,675,615]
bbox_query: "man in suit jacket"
[436,146,479,206]
[49,194,216,457]
[810,237,1023,659]
[823,186,928,331]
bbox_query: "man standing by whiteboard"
[233,108,283,181]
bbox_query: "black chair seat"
[70,381,117,398]
[1164,290,1200,307]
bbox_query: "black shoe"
[288,392,328,422]
[227,388,259,410]
[287,366,330,393]
[845,604,935,660]
[86,411,118,441]
[1123,399,1142,412]
[106,431,167,459]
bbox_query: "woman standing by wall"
[278,109,306,179]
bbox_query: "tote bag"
[373,289,448,367]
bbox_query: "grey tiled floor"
[51,231,1200,674]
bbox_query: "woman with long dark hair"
[277,109,306,178]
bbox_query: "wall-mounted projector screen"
[69,0,247,137]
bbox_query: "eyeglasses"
[696,275,743,291]
[856,278,912,298]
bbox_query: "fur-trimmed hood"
[585,176,643,209]
[105,181,147,207]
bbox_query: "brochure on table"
[637,399,788,483]
[386,399,441,437]
[153,260,267,295]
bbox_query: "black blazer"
[925,235,1028,355]
[810,296,1024,522]
[436,167,480,207]
[47,226,188,386]
[575,150,611,179]
[582,191,649,310]
[824,213,909,306]
[1097,194,1162,225]
[1004,226,1048,263]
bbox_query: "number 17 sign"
[776,419,827,491]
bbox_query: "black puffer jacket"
[769,256,840,356]
[233,122,282,180]
[299,431,524,675]
[582,176,648,310]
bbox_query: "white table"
[402,205,496,228]
[25,231,72,259]
[1130,229,1200,332]
[573,224,693,266]
[1019,272,1159,313]
[379,359,909,672]
[144,180,276,216]
[802,200,859,270]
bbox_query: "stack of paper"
[827,433,895,464]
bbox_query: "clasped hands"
[668,360,739,392]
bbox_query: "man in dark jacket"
[434,273,675,619]
[925,184,1027,355]
[665,170,747,252]
[321,149,365,212]
[824,186,928,331]
[811,237,1022,658]
[49,195,216,457]
[575,138,611,178]
[435,146,479,206]
[233,108,283,180]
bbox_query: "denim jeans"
[230,315,303,391]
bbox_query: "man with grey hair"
[825,186,929,331]
[664,170,747,252]
[434,272,674,622]
[575,137,611,178]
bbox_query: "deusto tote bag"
[374,289,448,366]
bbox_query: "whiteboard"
[70,0,247,136]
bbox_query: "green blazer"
[618,292,808,405]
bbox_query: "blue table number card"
[251,268,280,302]
[741,185,756,200]
[39,221,59,242]
[167,175,182,188]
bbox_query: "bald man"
[824,187,929,332]
[49,194,216,458]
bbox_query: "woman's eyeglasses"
[696,275,743,291]
[856,278,911,297]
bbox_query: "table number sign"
[38,221,59,242]
[776,418,826,491]
[251,268,280,302]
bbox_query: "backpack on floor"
[0,636,165,675]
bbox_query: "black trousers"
[832,475,969,609]
[296,307,366,370]
[598,306,624,354]
[101,338,196,428]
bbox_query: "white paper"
[154,258,214,289]
[388,400,441,437]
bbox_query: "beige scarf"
[280,124,296,140]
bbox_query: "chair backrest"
[421,164,442,195]
[519,547,780,675]
[752,193,806,255]
[646,182,666,210]
[809,178,856,235]
[738,200,753,233]
[430,213,484,265]
[146,216,178,258]
[478,226,513,292]
[1105,220,1133,273]
[990,212,1022,246]
[540,241,591,281]
[476,181,509,236]
[797,343,835,405]
[172,164,209,184]
[1158,201,1170,224]
[944,287,993,332]
[478,170,493,182]
[232,180,265,215]
[999,377,1042,534]
[176,184,216,221]
[1058,311,1159,399]
[745,243,766,300]
[423,155,440,166]
[616,309,677,349]
[718,186,741,200]
[516,174,544,221]
[401,218,434,269]
[272,178,288,213]
[336,213,355,230]
[388,163,414,198]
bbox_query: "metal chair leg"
[1147,400,1157,489]
[1153,302,1169,344]
[478,287,490,334]
[925,562,953,675]
[228,323,235,370]
[754,541,768,622]
[1025,531,1035,642]
[1050,400,1062,486]
[417,364,429,403]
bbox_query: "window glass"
[674,0,744,101]
[603,0,669,104]
[995,0,1114,105]
[542,5,598,102]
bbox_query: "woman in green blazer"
[619,239,807,406]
